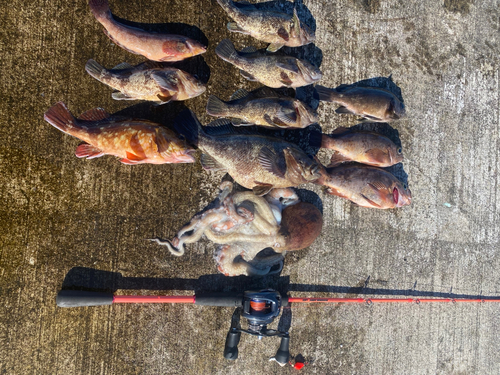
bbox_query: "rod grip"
[56,290,114,308]
[223,329,241,360]
[195,292,243,307]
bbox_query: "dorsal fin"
[241,46,258,54]
[229,88,250,101]
[78,108,110,121]
[112,62,134,70]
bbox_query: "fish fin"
[368,181,391,193]
[253,183,274,196]
[215,39,239,62]
[275,109,297,126]
[112,92,136,100]
[102,29,140,55]
[152,72,178,92]
[206,95,229,116]
[240,46,258,54]
[259,147,286,178]
[44,102,78,133]
[126,151,144,161]
[361,115,383,122]
[77,107,110,121]
[324,186,351,200]
[360,194,382,208]
[276,61,299,73]
[75,143,104,159]
[205,118,233,128]
[229,88,250,101]
[283,148,302,181]
[200,153,227,172]
[315,85,336,101]
[230,117,244,126]
[334,84,351,92]
[330,126,351,136]
[250,87,281,99]
[335,106,355,114]
[119,158,142,165]
[173,109,203,146]
[365,148,389,164]
[235,0,256,8]
[327,151,351,167]
[156,94,173,103]
[240,70,258,81]
[111,62,134,70]
[227,22,249,34]
[155,128,171,154]
[292,7,301,35]
[267,42,285,52]
[85,59,105,81]
[279,72,293,86]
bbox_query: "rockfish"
[217,0,315,52]
[174,110,324,195]
[215,39,322,88]
[206,87,317,128]
[321,128,403,167]
[88,0,206,62]
[316,164,411,209]
[85,60,206,104]
[316,84,406,122]
[44,102,196,165]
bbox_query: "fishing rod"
[57,289,500,366]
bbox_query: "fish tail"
[173,109,204,147]
[88,0,111,18]
[206,95,230,117]
[44,102,79,134]
[215,39,241,64]
[315,85,339,102]
[85,59,106,82]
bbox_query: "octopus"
[150,181,323,276]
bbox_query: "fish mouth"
[186,40,207,56]
[393,187,399,205]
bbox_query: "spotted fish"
[44,102,196,164]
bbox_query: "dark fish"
[85,60,206,104]
[321,128,403,167]
[44,102,196,164]
[215,39,322,88]
[316,164,411,209]
[206,87,317,129]
[88,0,206,62]
[174,110,324,195]
[217,0,315,52]
[316,84,406,122]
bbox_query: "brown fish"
[85,60,206,104]
[44,102,196,164]
[88,0,206,62]
[316,164,411,209]
[206,87,317,129]
[174,110,324,195]
[316,84,406,122]
[215,39,322,88]
[217,0,315,52]
[321,128,403,167]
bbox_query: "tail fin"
[44,102,78,134]
[88,0,110,18]
[85,59,105,81]
[173,110,204,147]
[206,95,230,117]
[215,39,240,64]
[315,85,338,102]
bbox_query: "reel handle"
[56,290,113,307]
[223,328,241,360]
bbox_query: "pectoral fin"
[253,182,274,196]
[200,153,227,172]
[267,42,285,52]
[365,148,389,164]
[125,151,144,161]
[328,151,351,167]
[227,22,249,34]
[155,128,171,154]
[292,8,301,35]
[360,194,382,208]
[240,70,259,81]
[258,147,286,178]
[156,94,173,103]
[152,72,177,92]
[276,62,299,73]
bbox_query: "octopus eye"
[397,147,402,154]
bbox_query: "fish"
[43,102,196,165]
[206,87,317,129]
[316,84,406,122]
[321,128,403,167]
[217,0,315,52]
[215,39,322,88]
[174,110,324,195]
[85,60,206,104]
[316,164,412,209]
[88,0,206,62]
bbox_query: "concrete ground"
[1,0,499,374]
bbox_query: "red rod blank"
[113,295,195,304]
[287,297,500,304]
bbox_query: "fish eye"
[403,183,407,190]
[397,147,402,154]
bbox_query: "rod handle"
[273,335,290,365]
[195,292,243,307]
[223,329,241,360]
[56,290,114,308]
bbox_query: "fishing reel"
[223,290,290,365]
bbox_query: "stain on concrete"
[443,0,473,15]
[352,0,381,13]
